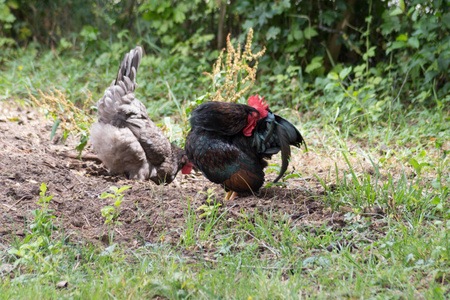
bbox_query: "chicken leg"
[224,191,238,201]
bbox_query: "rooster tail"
[273,124,291,183]
[275,115,307,150]
[272,115,307,183]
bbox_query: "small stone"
[363,206,384,217]
[56,281,68,288]
[380,144,389,155]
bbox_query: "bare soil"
[0,100,372,248]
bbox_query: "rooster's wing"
[186,129,265,193]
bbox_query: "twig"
[393,68,412,103]
[51,44,64,66]
[115,228,123,236]
[229,210,247,219]
[60,151,102,163]
[83,214,91,228]
[2,203,16,211]
[4,196,30,212]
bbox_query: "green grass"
[1,149,448,298]
[1,206,448,298]
[1,46,449,298]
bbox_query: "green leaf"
[173,8,185,23]
[100,244,117,256]
[101,206,115,217]
[387,41,407,54]
[8,247,19,256]
[305,56,323,73]
[325,82,339,90]
[408,158,420,172]
[372,77,382,85]
[100,192,115,199]
[40,183,48,195]
[95,52,111,67]
[284,173,300,180]
[327,72,339,80]
[117,29,129,39]
[411,9,419,22]
[242,20,254,31]
[0,4,14,23]
[304,27,318,39]
[408,37,420,48]
[292,26,303,40]
[390,7,403,16]
[334,107,340,122]
[431,181,441,190]
[197,205,209,211]
[79,25,98,42]
[367,46,376,57]
[396,34,408,41]
[117,185,131,194]
[339,67,352,79]
[50,118,61,140]
[76,133,89,154]
[266,26,281,40]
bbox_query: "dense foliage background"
[0,0,448,142]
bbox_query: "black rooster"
[185,95,306,200]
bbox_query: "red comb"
[247,95,269,119]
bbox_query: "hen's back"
[91,47,153,180]
[92,46,190,183]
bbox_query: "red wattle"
[243,115,257,136]
[182,161,194,174]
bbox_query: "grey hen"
[90,46,193,184]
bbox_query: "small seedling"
[101,185,130,244]
[31,183,57,237]
[8,183,62,269]
[100,185,130,226]
[197,188,221,218]
[408,156,431,177]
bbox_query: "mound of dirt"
[0,100,339,248]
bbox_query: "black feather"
[273,124,291,183]
[275,115,307,150]
[190,102,257,136]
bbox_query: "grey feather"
[90,46,188,184]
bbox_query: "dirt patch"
[0,100,357,248]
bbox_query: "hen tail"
[115,46,142,86]
[97,46,143,125]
